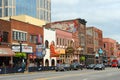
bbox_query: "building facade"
[103,38,117,59]
[87,27,103,53]
[86,27,103,64]
[45,18,87,53]
[56,29,73,64]
[43,27,57,66]
[0,0,51,22]
[116,43,120,60]
[86,27,94,54]
[44,18,87,64]
[0,18,45,67]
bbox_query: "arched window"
[45,40,49,48]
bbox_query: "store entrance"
[0,57,10,67]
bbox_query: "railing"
[0,66,56,74]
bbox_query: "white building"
[43,28,57,66]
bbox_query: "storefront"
[12,45,33,68]
[35,44,46,66]
[0,48,15,67]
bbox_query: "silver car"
[55,64,65,71]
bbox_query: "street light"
[18,40,25,62]
[18,41,23,53]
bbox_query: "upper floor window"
[12,31,27,41]
[45,40,49,48]
[0,31,9,43]
[29,35,37,44]
[2,31,8,42]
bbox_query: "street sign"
[98,48,103,55]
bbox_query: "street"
[0,68,119,80]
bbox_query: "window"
[0,0,2,7]
[29,35,37,44]
[0,8,2,17]
[57,38,58,45]
[60,38,61,45]
[45,40,49,48]
[2,31,8,42]
[4,8,8,16]
[63,39,64,46]
[4,0,8,6]
[12,31,27,41]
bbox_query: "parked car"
[63,63,71,71]
[55,64,65,71]
[70,62,83,70]
[118,65,120,69]
[118,60,120,69]
[86,64,96,69]
[94,64,105,70]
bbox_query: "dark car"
[70,62,83,70]
[118,60,120,69]
[55,64,65,71]
[63,63,71,71]
[94,64,105,70]
[118,64,120,69]
[86,64,96,69]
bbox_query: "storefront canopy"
[0,48,15,56]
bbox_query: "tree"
[80,56,85,62]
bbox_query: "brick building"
[44,18,87,63]
[0,18,44,67]
[86,27,103,64]
[116,43,120,60]
[103,38,117,59]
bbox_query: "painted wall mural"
[50,41,59,57]
[51,20,78,33]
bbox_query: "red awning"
[0,48,15,56]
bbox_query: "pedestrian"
[80,63,83,70]
[21,62,26,71]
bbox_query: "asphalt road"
[0,68,120,80]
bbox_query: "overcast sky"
[51,0,120,43]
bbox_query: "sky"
[51,0,120,43]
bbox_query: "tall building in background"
[0,0,51,22]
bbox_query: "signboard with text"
[12,45,33,53]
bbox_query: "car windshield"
[95,64,101,67]
[89,64,95,67]
[64,64,70,66]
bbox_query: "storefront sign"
[98,48,103,55]
[56,48,65,54]
[12,45,33,53]
[0,48,15,56]
[0,49,8,54]
[36,44,46,58]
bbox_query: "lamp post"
[77,46,83,63]
[98,48,103,63]
[18,41,23,53]
[18,40,25,63]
